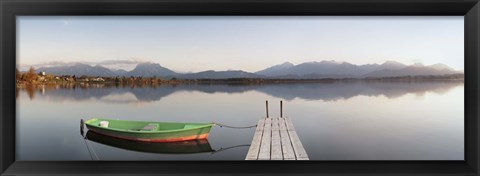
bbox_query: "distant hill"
[428,63,455,71]
[292,61,364,76]
[256,60,406,78]
[362,66,460,78]
[379,60,407,70]
[37,63,116,77]
[35,60,461,79]
[255,62,295,76]
[256,60,457,78]
[37,62,178,78]
[178,70,262,79]
[128,63,177,77]
[112,69,129,76]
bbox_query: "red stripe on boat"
[88,129,209,142]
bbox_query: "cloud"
[98,59,145,66]
[27,58,151,71]
[19,58,152,72]
[32,61,78,68]
[96,59,148,71]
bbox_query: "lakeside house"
[91,77,105,82]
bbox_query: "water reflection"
[17,80,463,103]
[17,80,464,160]
[256,81,461,101]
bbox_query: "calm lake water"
[16,80,464,160]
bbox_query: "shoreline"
[16,74,465,87]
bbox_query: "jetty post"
[266,100,269,118]
[280,100,283,117]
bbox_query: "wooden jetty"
[245,116,309,160]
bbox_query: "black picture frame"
[1,0,478,175]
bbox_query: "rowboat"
[86,131,214,154]
[83,118,214,142]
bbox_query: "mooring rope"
[212,144,251,154]
[82,137,95,160]
[212,122,257,129]
[84,135,100,160]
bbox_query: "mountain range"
[36,60,461,79]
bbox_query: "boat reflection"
[85,131,214,154]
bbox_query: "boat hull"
[84,118,213,142]
[86,131,214,154]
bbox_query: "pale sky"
[17,16,464,72]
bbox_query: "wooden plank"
[288,130,309,160]
[271,118,279,131]
[245,117,266,160]
[284,116,296,131]
[285,117,309,160]
[255,117,266,131]
[270,118,282,160]
[279,117,295,160]
[258,118,272,160]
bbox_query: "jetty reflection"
[18,80,464,103]
[85,131,214,154]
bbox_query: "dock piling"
[266,100,269,118]
[280,101,283,117]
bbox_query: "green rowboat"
[84,118,214,142]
